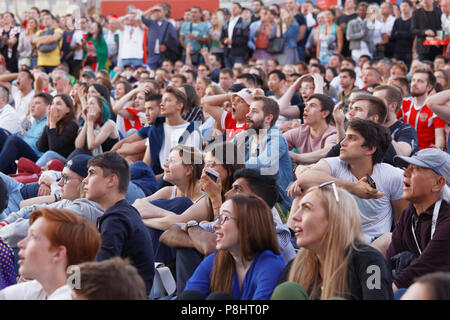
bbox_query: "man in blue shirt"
[179,6,209,65]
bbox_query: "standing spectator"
[317,9,343,66]
[249,8,276,60]
[70,16,89,79]
[252,0,264,22]
[273,7,299,66]
[115,13,145,68]
[286,0,307,63]
[346,2,374,63]
[379,1,396,58]
[305,11,326,61]
[17,18,38,69]
[367,4,385,60]
[441,0,450,37]
[141,5,178,70]
[221,3,250,68]
[336,68,358,106]
[337,0,359,58]
[33,12,62,74]
[398,68,446,150]
[208,13,225,65]
[391,0,414,68]
[411,0,442,61]
[83,22,108,71]
[179,7,209,66]
[0,12,20,73]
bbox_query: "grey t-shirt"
[325,157,404,242]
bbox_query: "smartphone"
[365,173,377,189]
[205,168,220,183]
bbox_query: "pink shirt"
[283,124,337,153]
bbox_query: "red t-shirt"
[398,98,446,149]
[221,111,246,141]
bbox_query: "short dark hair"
[347,119,392,164]
[219,68,234,78]
[401,0,413,7]
[87,151,130,194]
[340,68,356,80]
[252,95,280,126]
[233,168,279,208]
[353,94,388,124]
[172,73,187,83]
[268,70,286,81]
[34,92,53,105]
[311,63,326,75]
[145,93,162,105]
[237,73,257,87]
[307,93,335,124]
[413,68,436,87]
[343,57,357,68]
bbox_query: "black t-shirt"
[389,120,419,155]
[294,13,307,46]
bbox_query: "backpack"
[38,28,58,53]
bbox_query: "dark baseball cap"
[65,154,92,178]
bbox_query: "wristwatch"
[185,220,199,231]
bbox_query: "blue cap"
[394,148,450,186]
[65,154,92,178]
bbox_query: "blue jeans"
[148,55,162,70]
[0,134,38,174]
[36,150,67,167]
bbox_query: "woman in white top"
[0,208,100,300]
[139,145,205,220]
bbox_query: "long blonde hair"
[287,185,365,299]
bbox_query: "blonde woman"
[209,12,224,62]
[273,7,300,65]
[17,18,38,68]
[272,183,393,300]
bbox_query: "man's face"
[402,164,443,203]
[159,92,181,116]
[231,94,250,122]
[345,0,357,11]
[83,166,109,203]
[328,55,341,70]
[442,0,450,15]
[286,0,298,11]
[380,2,391,16]
[434,58,445,72]
[144,100,160,125]
[253,1,262,14]
[411,72,430,97]
[363,69,379,87]
[30,96,48,120]
[346,99,371,121]
[17,71,32,91]
[245,100,266,131]
[300,81,315,101]
[390,65,404,79]
[267,73,281,92]
[400,2,412,16]
[190,8,201,21]
[303,98,327,126]
[341,60,355,70]
[219,72,233,91]
[224,177,252,199]
[162,61,173,73]
[171,76,183,88]
[231,4,241,17]
[267,60,277,73]
[340,72,354,89]
[339,127,370,162]
[42,14,52,28]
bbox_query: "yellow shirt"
[36,28,63,66]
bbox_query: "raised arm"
[426,89,450,123]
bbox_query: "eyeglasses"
[213,213,235,225]
[58,173,81,185]
[317,181,340,203]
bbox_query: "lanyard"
[411,199,442,255]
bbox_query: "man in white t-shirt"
[70,16,89,78]
[0,85,21,134]
[291,119,408,242]
[115,13,145,68]
[0,70,35,121]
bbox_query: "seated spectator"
[401,272,450,300]
[272,183,393,300]
[83,151,155,296]
[0,178,16,290]
[283,93,337,165]
[373,85,419,157]
[0,85,21,134]
[290,119,407,242]
[179,194,285,300]
[160,167,296,293]
[234,95,293,208]
[112,93,161,163]
[0,208,100,300]
[72,257,147,300]
[72,95,119,157]
[0,155,104,248]
[336,69,359,108]
[386,149,450,293]
[0,93,52,174]
[0,94,78,173]
[180,84,204,122]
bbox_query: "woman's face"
[114,83,126,100]
[291,191,329,252]
[204,152,229,187]
[434,71,447,89]
[195,78,207,97]
[163,150,190,185]
[211,13,218,26]
[280,8,290,21]
[50,96,71,120]
[87,96,102,114]
[87,86,101,98]
[89,22,98,34]
[325,68,335,83]
[17,217,61,281]
[213,199,239,252]
[28,19,37,30]
[134,92,146,110]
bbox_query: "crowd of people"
[0,0,450,301]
